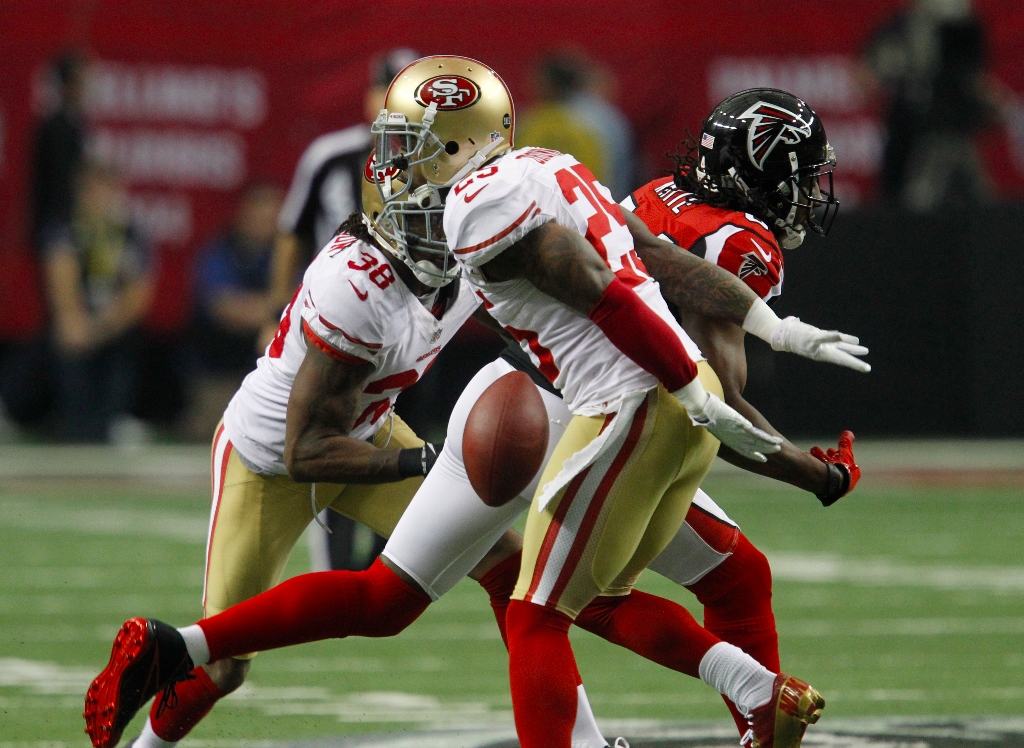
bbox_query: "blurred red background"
[3,0,1024,339]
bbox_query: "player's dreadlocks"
[669,133,774,223]
[336,211,375,245]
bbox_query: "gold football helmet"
[362,55,515,286]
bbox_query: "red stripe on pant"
[545,397,650,607]
[524,466,592,602]
[524,410,616,603]
[203,432,232,609]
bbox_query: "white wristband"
[672,377,710,416]
[741,298,781,343]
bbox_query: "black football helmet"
[695,88,838,248]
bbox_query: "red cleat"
[83,618,194,748]
[742,673,825,748]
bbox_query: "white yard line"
[0,498,207,543]
[781,617,1024,636]
[767,552,1024,593]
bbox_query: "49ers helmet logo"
[364,151,399,183]
[414,76,481,110]
[737,102,813,171]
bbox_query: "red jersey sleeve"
[705,228,784,301]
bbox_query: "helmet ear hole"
[445,141,460,155]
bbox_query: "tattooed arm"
[479,221,614,312]
[478,221,782,462]
[624,209,758,325]
[284,333,434,484]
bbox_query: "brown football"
[463,371,550,507]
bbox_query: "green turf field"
[1,463,1022,745]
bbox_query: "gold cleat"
[742,673,825,748]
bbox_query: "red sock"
[476,550,522,649]
[687,532,779,734]
[478,553,585,687]
[198,559,431,661]
[506,600,578,748]
[574,590,720,678]
[147,665,223,741]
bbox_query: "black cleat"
[83,618,194,748]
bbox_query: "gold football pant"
[513,362,723,618]
[203,418,424,658]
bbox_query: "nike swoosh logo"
[348,281,368,301]
[464,184,490,203]
[750,238,773,263]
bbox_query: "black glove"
[815,461,851,507]
[397,442,443,478]
[810,431,860,507]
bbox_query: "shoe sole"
[83,618,153,748]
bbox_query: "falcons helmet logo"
[737,102,813,171]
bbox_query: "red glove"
[809,430,860,506]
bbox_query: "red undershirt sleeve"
[587,277,698,392]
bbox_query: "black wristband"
[816,462,850,507]
[397,443,443,478]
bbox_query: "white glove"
[673,380,782,463]
[771,316,871,373]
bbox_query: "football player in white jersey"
[84,167,485,746]
[429,68,842,748]
[85,57,868,748]
[386,88,865,743]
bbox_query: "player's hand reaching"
[771,316,871,372]
[809,430,861,506]
[674,382,782,462]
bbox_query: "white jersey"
[443,147,703,416]
[223,233,480,475]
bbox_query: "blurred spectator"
[31,51,89,251]
[517,51,636,199]
[185,181,283,440]
[0,51,91,440]
[41,161,153,443]
[864,0,1003,211]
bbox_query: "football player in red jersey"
[615,87,861,735]
[84,61,866,748]
[624,87,861,499]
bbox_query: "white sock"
[572,683,609,748]
[177,624,210,667]
[134,717,177,748]
[698,641,776,716]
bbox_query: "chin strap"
[776,221,806,249]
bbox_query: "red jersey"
[621,176,784,301]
